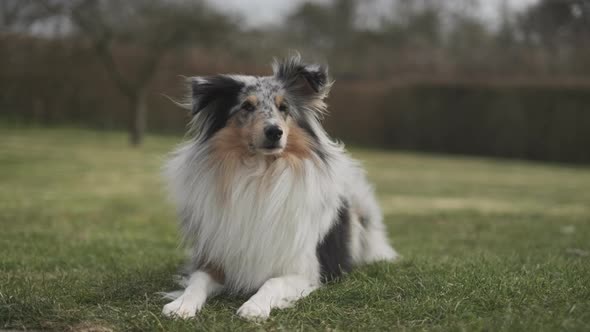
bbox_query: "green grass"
[1,127,589,331]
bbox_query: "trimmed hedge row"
[327,83,590,163]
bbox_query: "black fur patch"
[191,76,244,140]
[300,67,327,93]
[274,56,329,98]
[317,198,352,283]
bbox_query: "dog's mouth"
[251,142,284,155]
[259,145,284,155]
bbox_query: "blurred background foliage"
[1,0,589,162]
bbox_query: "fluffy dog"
[162,55,398,321]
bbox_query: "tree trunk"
[129,90,147,146]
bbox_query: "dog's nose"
[264,126,283,142]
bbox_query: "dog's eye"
[242,101,256,112]
[278,104,288,113]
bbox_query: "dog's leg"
[162,270,223,319]
[237,275,319,321]
[362,225,399,263]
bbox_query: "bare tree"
[0,0,56,32]
[517,0,590,75]
[45,0,234,145]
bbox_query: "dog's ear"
[273,55,332,101]
[187,75,245,140]
[190,75,244,116]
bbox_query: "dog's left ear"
[273,55,332,101]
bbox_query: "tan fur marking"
[278,119,315,175]
[204,263,225,284]
[275,95,284,108]
[284,120,313,160]
[210,117,250,199]
[246,95,258,106]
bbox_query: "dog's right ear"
[189,75,244,116]
[272,55,332,102]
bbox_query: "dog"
[161,55,398,321]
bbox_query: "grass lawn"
[1,127,589,331]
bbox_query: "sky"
[208,0,541,28]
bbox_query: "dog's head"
[187,55,332,158]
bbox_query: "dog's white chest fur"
[165,146,343,292]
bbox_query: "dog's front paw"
[162,296,201,319]
[237,300,271,321]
